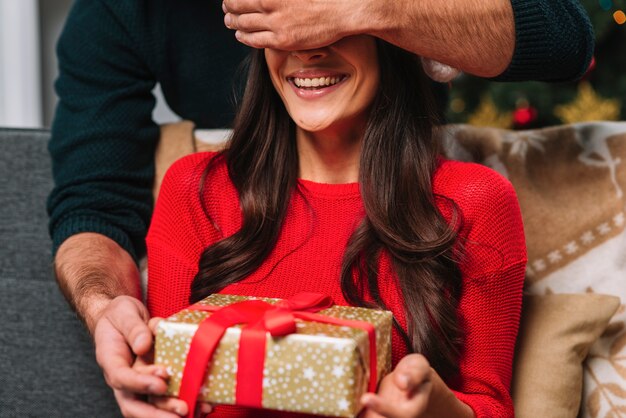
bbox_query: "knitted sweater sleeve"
[437,162,527,417]
[494,0,594,81]
[47,0,158,259]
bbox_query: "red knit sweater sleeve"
[436,161,527,418]
[146,152,224,318]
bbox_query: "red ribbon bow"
[178,292,378,417]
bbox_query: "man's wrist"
[78,294,115,335]
[54,232,142,334]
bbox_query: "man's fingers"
[104,362,168,394]
[134,363,169,380]
[223,0,266,14]
[224,12,268,32]
[96,327,166,394]
[150,396,189,416]
[115,389,181,418]
[234,30,279,49]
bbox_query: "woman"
[145,36,526,417]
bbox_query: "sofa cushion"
[0,128,120,416]
[512,293,619,418]
[442,121,626,418]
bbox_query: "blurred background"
[0,0,179,129]
[0,0,623,130]
[447,0,626,129]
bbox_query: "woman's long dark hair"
[190,40,463,377]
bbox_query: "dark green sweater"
[47,0,594,260]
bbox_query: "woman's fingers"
[393,354,431,394]
[360,354,433,418]
[148,317,163,334]
[361,392,393,417]
[361,390,430,418]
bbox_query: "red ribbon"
[177,292,378,418]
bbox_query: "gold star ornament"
[554,82,621,124]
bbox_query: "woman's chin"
[294,118,334,133]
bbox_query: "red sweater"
[146,152,527,418]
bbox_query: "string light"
[614,10,626,24]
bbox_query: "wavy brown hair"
[190,40,463,377]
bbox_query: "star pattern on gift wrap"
[337,398,350,411]
[303,367,316,380]
[155,296,393,416]
[332,365,346,378]
[161,324,178,339]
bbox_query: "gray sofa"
[0,128,120,417]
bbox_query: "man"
[48,1,593,416]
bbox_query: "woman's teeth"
[292,76,344,88]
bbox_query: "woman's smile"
[265,35,379,134]
[286,70,350,99]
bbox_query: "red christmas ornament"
[513,106,538,127]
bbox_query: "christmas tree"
[447,0,625,129]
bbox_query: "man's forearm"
[222,0,513,77]
[54,232,142,334]
[365,0,514,77]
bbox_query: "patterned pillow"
[442,121,626,417]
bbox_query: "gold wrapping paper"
[154,294,392,417]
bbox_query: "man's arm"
[222,0,593,81]
[55,233,175,418]
[48,2,176,416]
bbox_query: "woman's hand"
[360,354,433,418]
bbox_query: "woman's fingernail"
[201,403,213,413]
[398,374,409,388]
[224,14,232,28]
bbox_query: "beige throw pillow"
[512,293,620,418]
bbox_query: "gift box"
[154,292,392,417]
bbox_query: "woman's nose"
[290,48,327,62]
